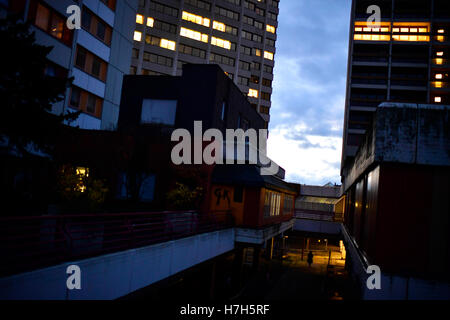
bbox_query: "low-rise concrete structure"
[341,102,450,299]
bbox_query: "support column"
[269,237,274,260]
[209,261,216,300]
[251,246,261,273]
[232,246,244,292]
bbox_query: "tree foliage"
[0,16,79,155]
[56,165,109,212]
[166,182,204,210]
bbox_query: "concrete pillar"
[209,261,216,300]
[251,246,261,273]
[269,237,274,260]
[232,246,244,291]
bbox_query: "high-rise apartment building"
[130,0,280,128]
[341,0,450,168]
[3,0,138,130]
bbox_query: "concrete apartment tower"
[3,0,138,130]
[341,0,450,169]
[130,0,281,129]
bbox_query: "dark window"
[262,78,272,87]
[81,9,91,30]
[75,47,87,69]
[86,94,96,114]
[251,75,260,84]
[96,21,106,40]
[91,57,101,77]
[70,87,81,108]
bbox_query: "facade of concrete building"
[341,103,450,299]
[295,184,344,222]
[5,0,137,130]
[130,0,280,129]
[118,63,265,132]
[341,0,450,169]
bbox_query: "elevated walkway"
[0,211,293,300]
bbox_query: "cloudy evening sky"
[267,0,352,186]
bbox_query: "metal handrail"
[0,210,233,277]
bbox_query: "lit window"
[147,17,154,27]
[133,31,142,41]
[381,27,389,32]
[264,51,274,60]
[433,82,443,88]
[437,52,444,57]
[393,28,400,33]
[211,36,231,50]
[435,74,443,79]
[248,89,258,98]
[76,167,89,193]
[182,11,210,27]
[355,27,362,32]
[354,34,390,41]
[180,27,208,43]
[255,48,261,56]
[213,21,226,32]
[434,96,442,103]
[438,29,445,34]
[160,38,176,50]
[437,35,444,42]
[410,28,418,33]
[392,34,429,42]
[136,14,144,24]
[266,24,275,33]
[419,27,428,33]
[435,58,443,65]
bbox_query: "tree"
[0,16,79,155]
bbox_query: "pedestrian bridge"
[0,211,293,300]
[293,210,342,235]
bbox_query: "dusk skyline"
[268,0,351,185]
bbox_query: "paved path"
[235,249,354,301]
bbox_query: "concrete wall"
[343,103,450,192]
[293,218,342,235]
[0,229,235,300]
[101,0,138,130]
[342,225,450,300]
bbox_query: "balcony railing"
[0,211,233,277]
[294,209,343,222]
